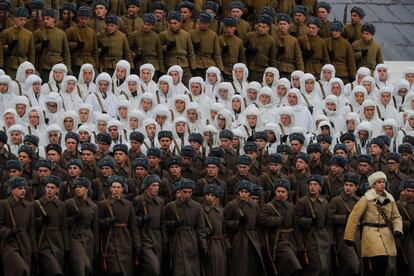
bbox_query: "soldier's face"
[187,110,197,121]
[128,81,137,92]
[106,23,117,33]
[381,92,391,105]
[372,179,386,193]
[97,121,107,132]
[108,126,119,139]
[280,115,291,126]
[45,183,59,198]
[83,70,93,82]
[43,16,55,27]
[369,144,382,156]
[68,165,81,177]
[351,12,361,23]
[377,68,388,81]
[191,83,202,95]
[362,81,372,93]
[277,85,286,96]
[335,150,347,159]
[358,162,370,174]
[159,81,169,93]
[14,17,27,27]
[48,132,59,144]
[78,16,89,27]
[47,102,58,113]
[308,24,319,36]
[362,31,372,41]
[146,124,156,137]
[142,22,152,32]
[147,183,159,197]
[230,8,242,18]
[409,116,414,127]
[148,156,160,167]
[180,8,191,20]
[231,137,240,147]
[237,164,250,175]
[204,193,217,205]
[310,151,321,161]
[110,183,124,198]
[141,99,152,111]
[100,166,113,177]
[275,187,288,201]
[128,5,139,15]
[330,164,343,175]
[38,167,51,181]
[65,138,78,151]
[53,70,65,82]
[247,115,257,127]
[175,100,185,112]
[118,106,128,118]
[331,30,341,38]
[404,188,414,200]
[79,109,89,122]
[81,150,94,163]
[326,102,336,111]
[11,132,22,144]
[308,182,321,195]
[343,182,358,196]
[28,111,39,125]
[198,21,209,31]
[0,82,7,93]
[182,156,192,166]
[278,21,289,33]
[232,98,241,110]
[116,68,127,80]
[331,83,341,96]
[8,169,21,178]
[154,10,164,20]
[386,159,398,173]
[206,164,218,177]
[75,186,88,197]
[168,19,180,32]
[134,166,146,177]
[322,70,332,81]
[12,186,26,200]
[260,94,271,105]
[4,113,15,127]
[176,122,186,134]
[16,104,26,117]
[141,69,151,81]
[354,92,364,104]
[32,82,41,93]
[156,115,167,125]
[363,106,375,119]
[305,80,314,92]
[295,158,307,171]
[287,93,298,105]
[317,8,328,20]
[238,189,250,201]
[405,73,414,84]
[224,25,236,35]
[114,152,128,165]
[265,73,274,85]
[257,23,270,35]
[219,89,228,100]
[169,71,180,84]
[159,137,172,149]
[95,5,107,17]
[207,73,217,84]
[180,188,192,202]
[294,13,305,23]
[219,138,231,148]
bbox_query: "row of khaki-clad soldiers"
[0,0,379,84]
[0,126,412,276]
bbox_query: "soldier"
[329,173,361,276]
[224,179,267,276]
[298,16,330,77]
[295,174,332,276]
[180,145,200,182]
[27,159,52,201]
[32,175,68,276]
[289,5,309,38]
[97,15,133,75]
[229,1,251,41]
[307,143,330,176]
[352,23,383,73]
[92,158,116,201]
[369,137,387,172]
[159,11,196,85]
[147,147,168,179]
[89,0,108,34]
[343,6,365,44]
[66,6,99,78]
[257,179,302,276]
[61,132,81,169]
[219,16,246,82]
[0,160,22,198]
[259,153,288,201]
[113,144,132,179]
[190,11,224,77]
[24,0,43,32]
[0,0,13,33]
[65,177,99,276]
[152,1,168,34]
[188,132,205,171]
[80,142,100,182]
[0,177,36,276]
[98,176,141,276]
[399,143,414,176]
[0,130,17,170]
[325,21,356,84]
[179,1,197,32]
[128,13,164,75]
[33,8,71,81]
[163,178,208,276]
[60,158,83,201]
[396,178,414,275]
[322,156,347,200]
[0,7,35,78]
[56,2,76,31]
[345,172,403,276]
[274,14,304,78]
[244,14,276,81]
[121,0,143,35]
[201,184,228,276]
[385,152,406,199]
[159,156,183,203]
[132,175,165,276]
[203,1,224,35]
[195,156,227,204]
[317,2,332,38]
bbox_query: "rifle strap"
[6,199,16,227]
[338,195,351,213]
[171,201,181,220]
[94,93,106,113]
[307,196,316,219]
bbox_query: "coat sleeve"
[213,34,224,71]
[257,204,283,228]
[62,33,72,71]
[224,203,240,231]
[60,203,69,251]
[344,196,367,241]
[390,201,403,233]
[29,204,38,254]
[186,34,196,70]
[128,202,141,249]
[329,198,347,227]
[294,39,304,71]
[295,199,312,230]
[196,204,208,254]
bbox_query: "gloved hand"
[245,47,258,57]
[42,215,50,225]
[328,50,335,60]
[361,49,368,57]
[108,216,117,225]
[76,41,85,50]
[344,239,354,247]
[72,211,82,223]
[100,46,109,56]
[193,42,200,52]
[394,231,403,240]
[222,45,229,54]
[311,216,318,226]
[143,214,151,223]
[277,46,285,57]
[308,106,314,114]
[239,215,248,226]
[302,49,314,59]
[167,40,176,51]
[175,219,185,227]
[8,39,18,52]
[41,39,49,48]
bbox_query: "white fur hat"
[368,171,387,187]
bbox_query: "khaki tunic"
[32,197,69,275]
[318,20,331,39]
[154,18,168,34]
[289,22,309,38]
[209,18,224,35]
[33,26,71,71]
[298,33,330,76]
[236,18,251,41]
[244,31,276,78]
[88,17,106,35]
[159,29,196,69]
[0,26,35,72]
[181,19,197,33]
[271,0,295,14]
[344,189,403,257]
[121,15,144,35]
[0,197,37,276]
[219,33,246,76]
[66,24,99,68]
[109,0,126,16]
[396,198,414,275]
[325,36,356,80]
[352,38,384,72]
[343,22,362,44]
[97,29,133,70]
[190,28,224,71]
[98,197,141,276]
[274,32,304,75]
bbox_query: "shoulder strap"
[396,200,412,221]
[104,199,114,217]
[306,196,316,219]
[94,93,106,113]
[76,85,82,98]
[14,80,22,96]
[35,199,47,216]
[69,198,80,212]
[301,93,311,107]
[376,106,383,120]
[155,91,161,104]
[188,94,193,102]
[48,83,53,92]
[58,93,67,111]
[266,202,281,217]
[337,195,351,213]
[278,123,285,136]
[171,201,181,220]
[6,199,16,226]
[318,80,326,99]
[170,110,175,121]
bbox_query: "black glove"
[245,47,258,57]
[108,216,117,225]
[41,39,49,48]
[193,42,200,52]
[361,49,368,57]
[308,106,314,114]
[72,211,82,223]
[190,69,197,76]
[311,216,318,226]
[100,46,109,56]
[281,135,289,143]
[239,215,248,226]
[143,214,151,223]
[222,45,229,54]
[8,39,18,52]
[167,40,176,51]
[328,50,335,61]
[76,41,85,50]
[277,46,285,57]
[344,239,354,247]
[134,52,143,63]
[302,49,314,59]
[394,231,403,240]
[175,219,185,227]
[42,215,50,225]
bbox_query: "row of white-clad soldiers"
[1,59,414,156]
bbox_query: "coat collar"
[365,188,394,202]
